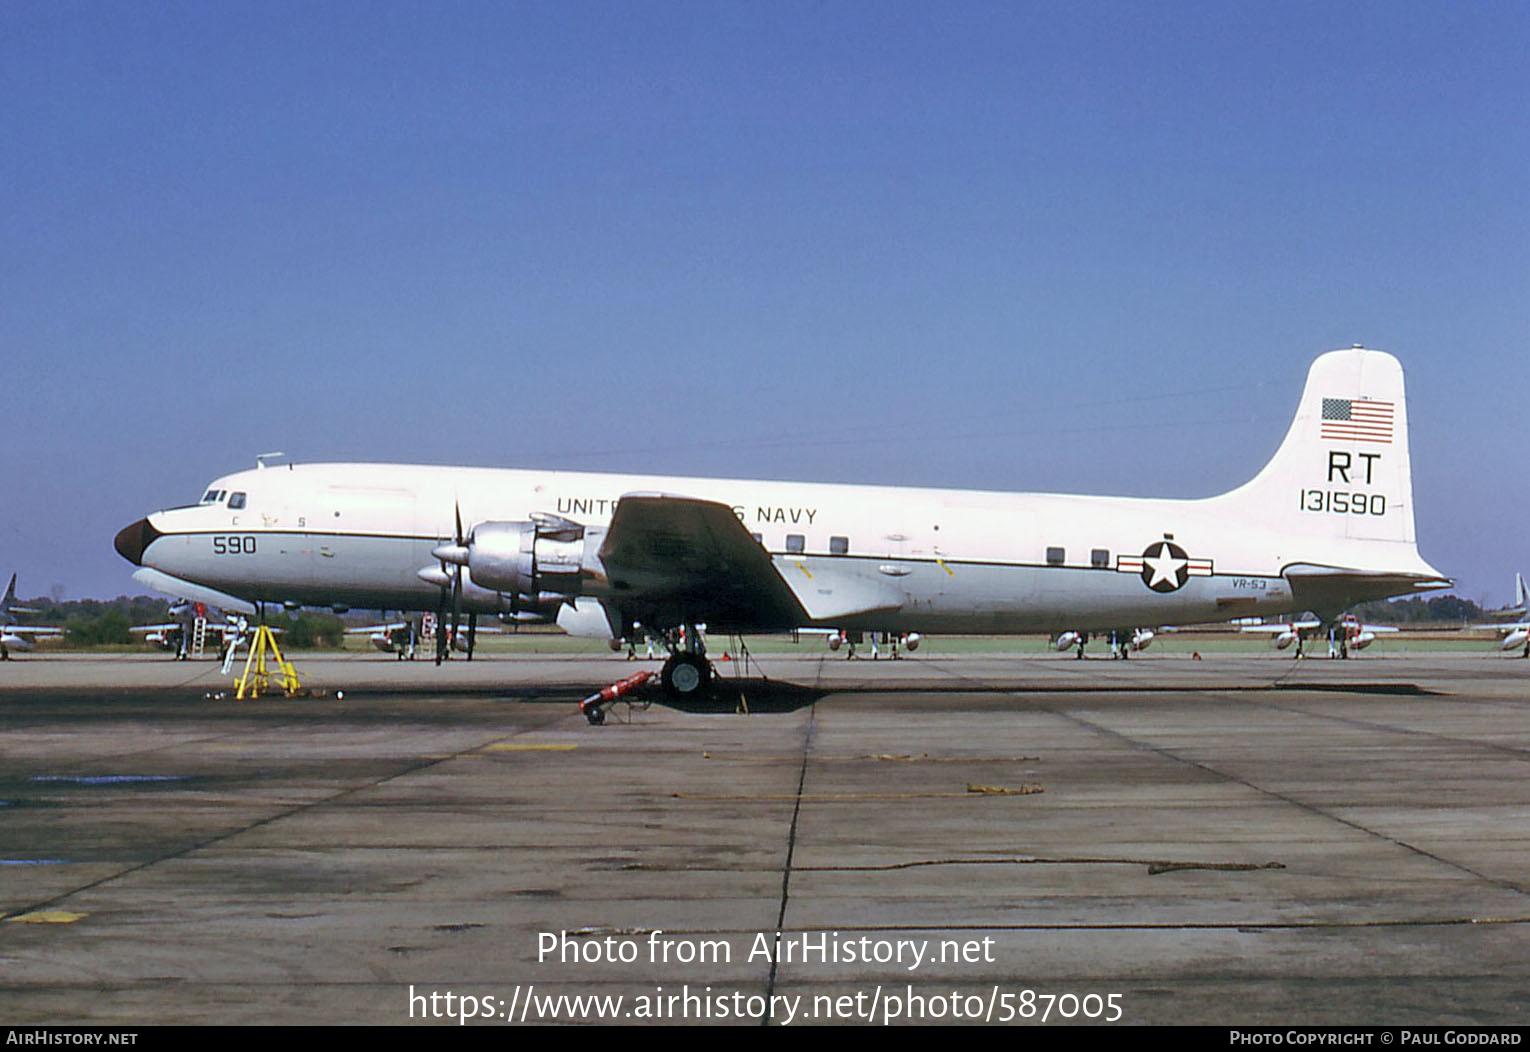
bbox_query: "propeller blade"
[450,565,462,647]
[434,499,466,666]
[434,588,447,665]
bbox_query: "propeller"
[431,502,467,666]
[449,503,464,659]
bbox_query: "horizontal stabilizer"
[1282,563,1451,615]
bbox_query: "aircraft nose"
[113,518,162,566]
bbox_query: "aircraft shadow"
[655,678,826,714]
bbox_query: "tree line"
[1349,594,1491,625]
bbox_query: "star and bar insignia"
[1117,541,1213,593]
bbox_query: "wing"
[596,495,808,633]
[1238,620,1320,634]
[1471,620,1530,636]
[595,494,908,632]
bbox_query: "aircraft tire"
[661,653,712,701]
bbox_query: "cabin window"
[1091,548,1110,568]
[1046,546,1065,566]
[785,534,805,554]
[829,536,849,555]
[228,492,247,510]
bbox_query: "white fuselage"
[120,461,1415,634]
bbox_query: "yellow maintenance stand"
[234,624,302,699]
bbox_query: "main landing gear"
[658,624,714,703]
[580,623,717,723]
[661,651,712,700]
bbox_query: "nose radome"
[113,518,162,566]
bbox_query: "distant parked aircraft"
[0,574,62,659]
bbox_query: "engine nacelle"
[1131,629,1154,651]
[1502,628,1528,651]
[462,518,584,598]
[1352,631,1376,650]
[429,513,595,610]
[1275,631,1297,650]
[904,633,921,652]
[1055,631,1081,652]
[416,562,527,607]
[827,633,843,651]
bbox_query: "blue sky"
[2,1,1526,604]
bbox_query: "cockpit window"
[228,492,247,510]
[201,490,225,504]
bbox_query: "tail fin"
[2,573,41,620]
[1206,348,1448,612]
[1211,348,1421,548]
[1515,572,1527,614]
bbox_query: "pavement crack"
[924,661,1530,902]
[761,702,815,1024]
[0,711,574,923]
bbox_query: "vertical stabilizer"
[1211,348,1419,548]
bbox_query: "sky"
[2,1,1526,605]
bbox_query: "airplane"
[348,614,502,659]
[1482,573,1527,621]
[350,620,421,660]
[1053,628,1154,659]
[0,574,63,659]
[1472,575,1529,657]
[114,347,1450,717]
[826,629,922,659]
[1239,613,1397,658]
[128,567,265,661]
[1487,622,1529,657]
[1239,617,1322,655]
[131,601,254,661]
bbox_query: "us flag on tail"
[1320,397,1393,444]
